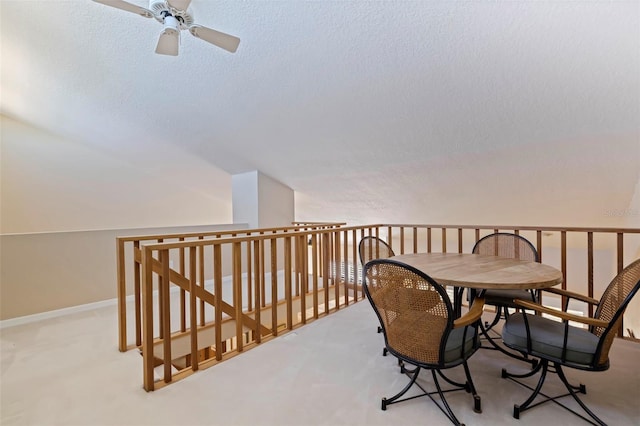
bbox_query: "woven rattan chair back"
[472,233,538,261]
[364,260,453,365]
[358,236,395,265]
[592,258,640,365]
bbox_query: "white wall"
[1,115,233,234]
[232,171,260,228]
[258,172,295,228]
[232,171,294,228]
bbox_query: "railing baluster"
[331,230,339,309]
[253,240,262,343]
[198,236,205,326]
[617,232,624,336]
[189,246,198,371]
[134,240,142,348]
[285,237,293,329]
[323,233,330,314]
[587,232,594,318]
[142,246,155,391]
[116,238,127,352]
[233,242,243,352]
[179,238,186,333]
[213,244,223,361]
[158,239,164,339]
[271,239,278,336]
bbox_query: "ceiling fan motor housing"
[149,0,194,29]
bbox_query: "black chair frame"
[501,259,640,425]
[364,259,485,426]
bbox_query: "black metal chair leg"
[504,360,606,426]
[555,363,606,426]
[462,361,482,413]
[512,359,550,418]
[381,366,421,410]
[484,306,503,331]
[431,369,465,426]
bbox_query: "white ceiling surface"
[2,1,639,226]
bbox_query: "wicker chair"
[358,236,395,338]
[363,259,485,426]
[471,233,538,361]
[501,258,640,425]
[358,236,395,265]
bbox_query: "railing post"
[141,246,155,391]
[587,232,594,318]
[271,239,278,336]
[333,230,341,309]
[179,238,186,333]
[233,241,244,351]
[284,237,293,329]
[189,246,198,371]
[617,232,624,336]
[312,234,319,319]
[134,240,142,347]
[322,232,331,314]
[253,239,262,342]
[198,237,205,326]
[116,238,127,352]
[160,249,172,383]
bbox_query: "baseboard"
[0,297,122,329]
[0,271,284,330]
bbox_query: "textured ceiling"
[1,1,639,226]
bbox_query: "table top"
[390,253,563,290]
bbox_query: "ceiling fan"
[93,0,240,56]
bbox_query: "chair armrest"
[513,299,609,328]
[453,297,485,328]
[541,288,599,306]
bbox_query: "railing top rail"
[292,221,348,226]
[116,223,346,243]
[381,224,640,233]
[135,223,640,252]
[139,224,383,251]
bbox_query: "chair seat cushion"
[483,289,535,308]
[502,313,600,366]
[444,326,478,364]
[386,311,477,366]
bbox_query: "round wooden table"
[390,253,563,290]
[390,253,563,315]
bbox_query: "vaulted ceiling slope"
[1,1,638,227]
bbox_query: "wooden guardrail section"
[116,223,639,391]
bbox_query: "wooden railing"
[116,222,345,352]
[116,223,640,391]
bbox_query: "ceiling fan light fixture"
[163,14,179,33]
[155,15,179,56]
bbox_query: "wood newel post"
[117,238,127,352]
[142,246,155,391]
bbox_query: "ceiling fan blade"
[188,25,240,53]
[155,28,179,56]
[167,0,192,11]
[92,0,153,18]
